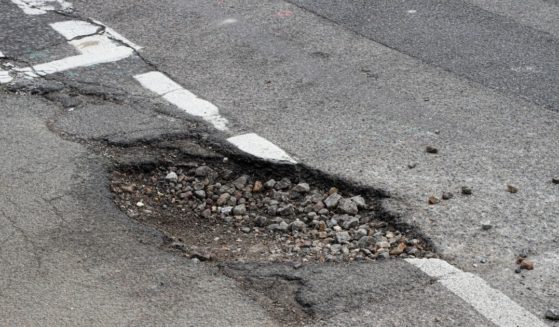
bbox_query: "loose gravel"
[111,159,434,263]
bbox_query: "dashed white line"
[406,258,547,327]
[9,0,71,15]
[227,133,297,164]
[134,71,228,131]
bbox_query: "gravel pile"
[111,161,433,263]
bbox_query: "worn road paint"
[0,70,13,84]
[134,71,228,131]
[218,18,238,26]
[407,10,417,14]
[406,258,547,327]
[90,19,142,51]
[10,0,71,15]
[227,133,297,164]
[50,20,101,40]
[0,51,5,58]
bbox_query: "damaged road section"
[110,142,436,264]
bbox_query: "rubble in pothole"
[111,160,435,263]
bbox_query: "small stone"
[390,243,407,256]
[333,225,343,232]
[241,227,251,233]
[519,259,534,270]
[335,231,351,244]
[292,183,310,193]
[201,209,212,218]
[545,308,559,321]
[426,146,438,154]
[357,236,372,248]
[268,221,289,232]
[274,178,292,190]
[252,181,263,193]
[136,201,144,207]
[277,204,295,216]
[290,219,307,232]
[342,217,360,230]
[165,172,178,182]
[220,206,233,215]
[121,184,135,193]
[428,196,440,205]
[407,163,417,169]
[216,193,231,206]
[552,177,559,184]
[350,196,366,209]
[328,187,339,195]
[264,179,276,189]
[506,184,519,193]
[481,220,492,230]
[330,244,342,255]
[255,216,267,227]
[194,190,206,198]
[233,175,249,190]
[514,267,522,274]
[318,208,329,215]
[233,204,247,215]
[324,193,342,209]
[338,198,359,214]
[442,192,454,200]
[461,186,472,195]
[195,166,215,177]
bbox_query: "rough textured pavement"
[70,0,559,320]
[1,0,559,325]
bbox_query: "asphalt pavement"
[1,0,558,325]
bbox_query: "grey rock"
[350,196,366,209]
[338,198,359,214]
[355,228,368,239]
[264,179,276,189]
[292,183,310,193]
[462,186,473,195]
[201,209,212,218]
[277,204,295,216]
[255,216,267,227]
[233,175,249,190]
[268,221,289,232]
[241,227,251,233]
[275,178,292,190]
[270,217,285,225]
[290,219,307,232]
[357,236,372,248]
[552,177,559,184]
[220,206,233,215]
[165,171,178,182]
[330,244,342,255]
[442,192,454,200]
[318,208,329,215]
[194,190,206,198]
[195,166,216,178]
[324,193,342,208]
[377,251,390,260]
[342,217,360,230]
[481,220,492,230]
[335,231,351,244]
[233,204,247,215]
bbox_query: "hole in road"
[110,151,435,263]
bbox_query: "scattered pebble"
[442,192,453,200]
[552,177,559,184]
[165,171,178,182]
[425,146,438,154]
[428,196,440,205]
[519,259,534,271]
[545,308,559,321]
[481,220,492,230]
[407,163,417,169]
[461,186,472,195]
[506,184,519,193]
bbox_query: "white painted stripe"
[50,21,100,40]
[134,71,183,95]
[16,46,133,77]
[134,72,229,131]
[0,51,5,58]
[0,70,13,84]
[406,258,547,327]
[90,19,142,51]
[227,133,297,164]
[10,0,71,15]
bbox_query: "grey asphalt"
[2,0,559,325]
[71,0,559,321]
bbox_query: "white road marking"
[227,133,297,164]
[9,0,71,15]
[0,70,13,84]
[406,258,547,327]
[16,21,134,77]
[134,71,228,131]
[0,51,5,58]
[90,19,142,51]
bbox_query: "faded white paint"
[134,71,228,131]
[407,9,417,14]
[219,18,238,26]
[227,133,297,164]
[406,258,547,327]
[0,70,13,84]
[0,51,5,58]
[10,0,71,15]
[50,20,100,40]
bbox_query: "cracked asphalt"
[1,0,559,325]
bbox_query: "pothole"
[110,149,435,264]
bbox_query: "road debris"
[506,184,519,193]
[461,186,472,195]
[545,308,559,321]
[516,257,534,271]
[425,146,438,154]
[428,196,440,205]
[111,160,433,263]
[442,192,454,200]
